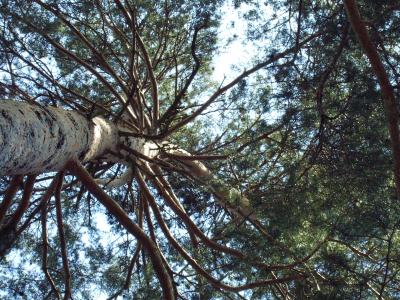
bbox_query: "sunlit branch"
[96,164,133,188]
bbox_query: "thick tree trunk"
[0,100,250,213]
[0,101,119,176]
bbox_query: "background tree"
[0,0,400,299]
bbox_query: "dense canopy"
[1,0,400,299]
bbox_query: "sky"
[0,2,276,299]
[212,2,252,83]
[93,3,258,299]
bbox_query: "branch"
[328,238,377,261]
[114,0,159,125]
[65,160,176,300]
[96,165,133,188]
[136,170,304,292]
[344,0,400,197]
[0,175,59,257]
[54,171,72,300]
[1,175,36,232]
[149,165,323,272]
[0,175,23,226]
[161,31,324,137]
[0,175,36,256]
[159,24,204,126]
[106,244,141,300]
[32,0,129,95]
[146,165,244,258]
[41,179,61,300]
[4,9,126,107]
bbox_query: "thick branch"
[0,175,23,226]
[1,175,36,232]
[65,160,176,300]
[344,0,400,197]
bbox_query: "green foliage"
[1,0,400,299]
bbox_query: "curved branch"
[1,175,36,232]
[161,31,324,137]
[136,170,304,292]
[146,165,244,258]
[32,0,129,95]
[96,165,134,188]
[344,0,400,197]
[114,0,159,125]
[65,160,176,300]
[159,24,204,126]
[4,8,126,107]
[149,164,326,271]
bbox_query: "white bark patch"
[84,116,118,162]
[96,165,133,188]
[120,136,159,159]
[0,101,117,176]
[167,148,212,178]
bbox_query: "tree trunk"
[0,101,119,176]
[0,100,250,213]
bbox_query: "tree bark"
[344,0,400,197]
[0,101,118,176]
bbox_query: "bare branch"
[162,31,324,137]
